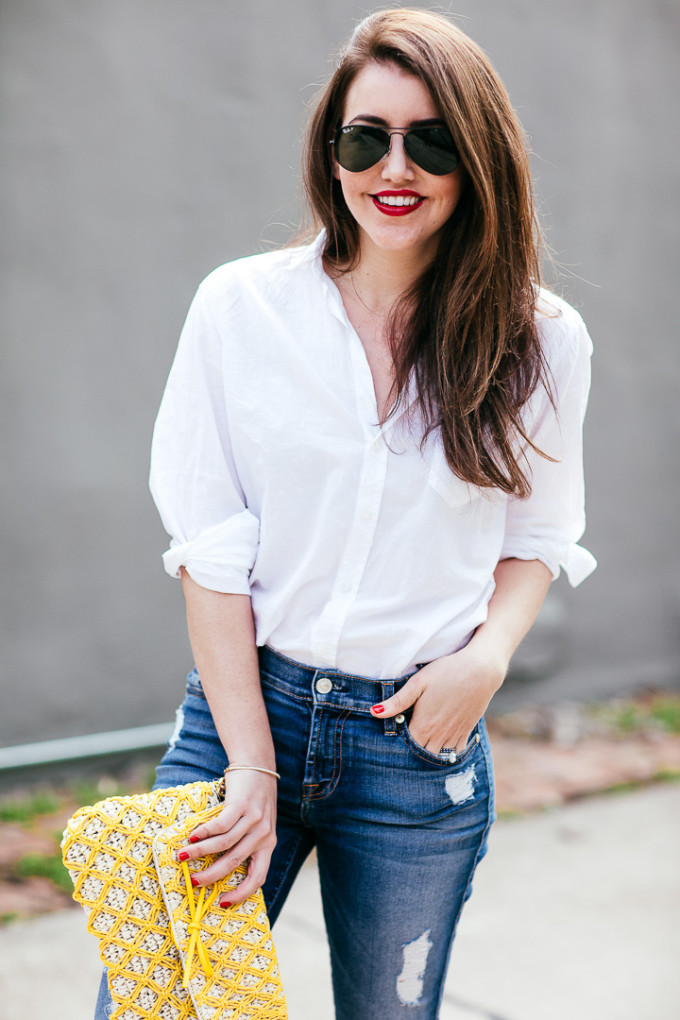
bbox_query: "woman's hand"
[373,559,553,755]
[372,642,507,755]
[177,770,277,906]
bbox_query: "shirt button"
[395,713,405,724]
[315,677,333,695]
[341,580,352,592]
[359,510,372,522]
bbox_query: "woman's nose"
[381,133,415,182]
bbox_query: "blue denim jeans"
[95,646,495,1019]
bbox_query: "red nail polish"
[220,900,232,909]
[191,876,199,887]
[372,704,385,714]
[178,851,190,862]
[189,835,200,844]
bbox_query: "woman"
[99,8,595,1019]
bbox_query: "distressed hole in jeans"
[396,929,432,1006]
[167,704,185,750]
[445,765,476,805]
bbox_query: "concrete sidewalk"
[0,784,678,1019]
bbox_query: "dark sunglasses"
[331,123,460,176]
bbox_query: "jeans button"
[315,677,333,694]
[395,713,405,724]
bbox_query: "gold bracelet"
[225,764,281,780]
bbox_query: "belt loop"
[381,682,397,735]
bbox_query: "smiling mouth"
[371,190,425,216]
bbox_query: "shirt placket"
[309,433,388,666]
[309,285,415,668]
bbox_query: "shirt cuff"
[500,539,597,588]
[161,508,260,594]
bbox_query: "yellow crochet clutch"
[61,779,287,1020]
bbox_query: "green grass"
[0,790,61,824]
[72,779,116,807]
[15,852,73,894]
[603,779,642,796]
[649,697,680,734]
[0,771,151,828]
[612,704,642,732]
[0,771,155,908]
[586,692,680,736]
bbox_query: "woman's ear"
[331,153,341,181]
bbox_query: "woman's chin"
[358,223,441,261]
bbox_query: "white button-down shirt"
[149,235,595,679]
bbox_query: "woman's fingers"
[393,649,500,753]
[187,801,244,845]
[425,727,472,755]
[181,771,276,856]
[177,773,277,896]
[181,816,251,861]
[190,832,276,895]
[374,670,475,753]
[409,703,478,755]
[178,805,245,861]
[371,672,423,719]
[218,849,272,907]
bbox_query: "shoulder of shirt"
[533,286,594,374]
[192,240,321,311]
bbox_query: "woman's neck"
[344,234,435,316]
[327,234,436,421]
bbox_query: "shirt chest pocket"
[426,446,502,526]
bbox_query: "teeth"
[375,195,421,206]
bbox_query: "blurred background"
[1,0,679,758]
[1,4,679,1018]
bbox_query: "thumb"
[371,675,423,719]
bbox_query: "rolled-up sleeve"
[500,301,597,587]
[149,278,259,594]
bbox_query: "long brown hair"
[303,8,552,498]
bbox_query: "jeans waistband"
[258,646,413,734]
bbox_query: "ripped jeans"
[94,645,495,1020]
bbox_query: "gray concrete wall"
[2,0,679,746]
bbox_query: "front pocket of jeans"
[399,717,482,768]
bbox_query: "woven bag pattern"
[61,780,287,1020]
[154,816,286,1019]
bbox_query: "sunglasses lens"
[333,125,460,175]
[405,128,460,175]
[334,126,389,172]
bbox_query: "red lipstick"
[371,189,425,216]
